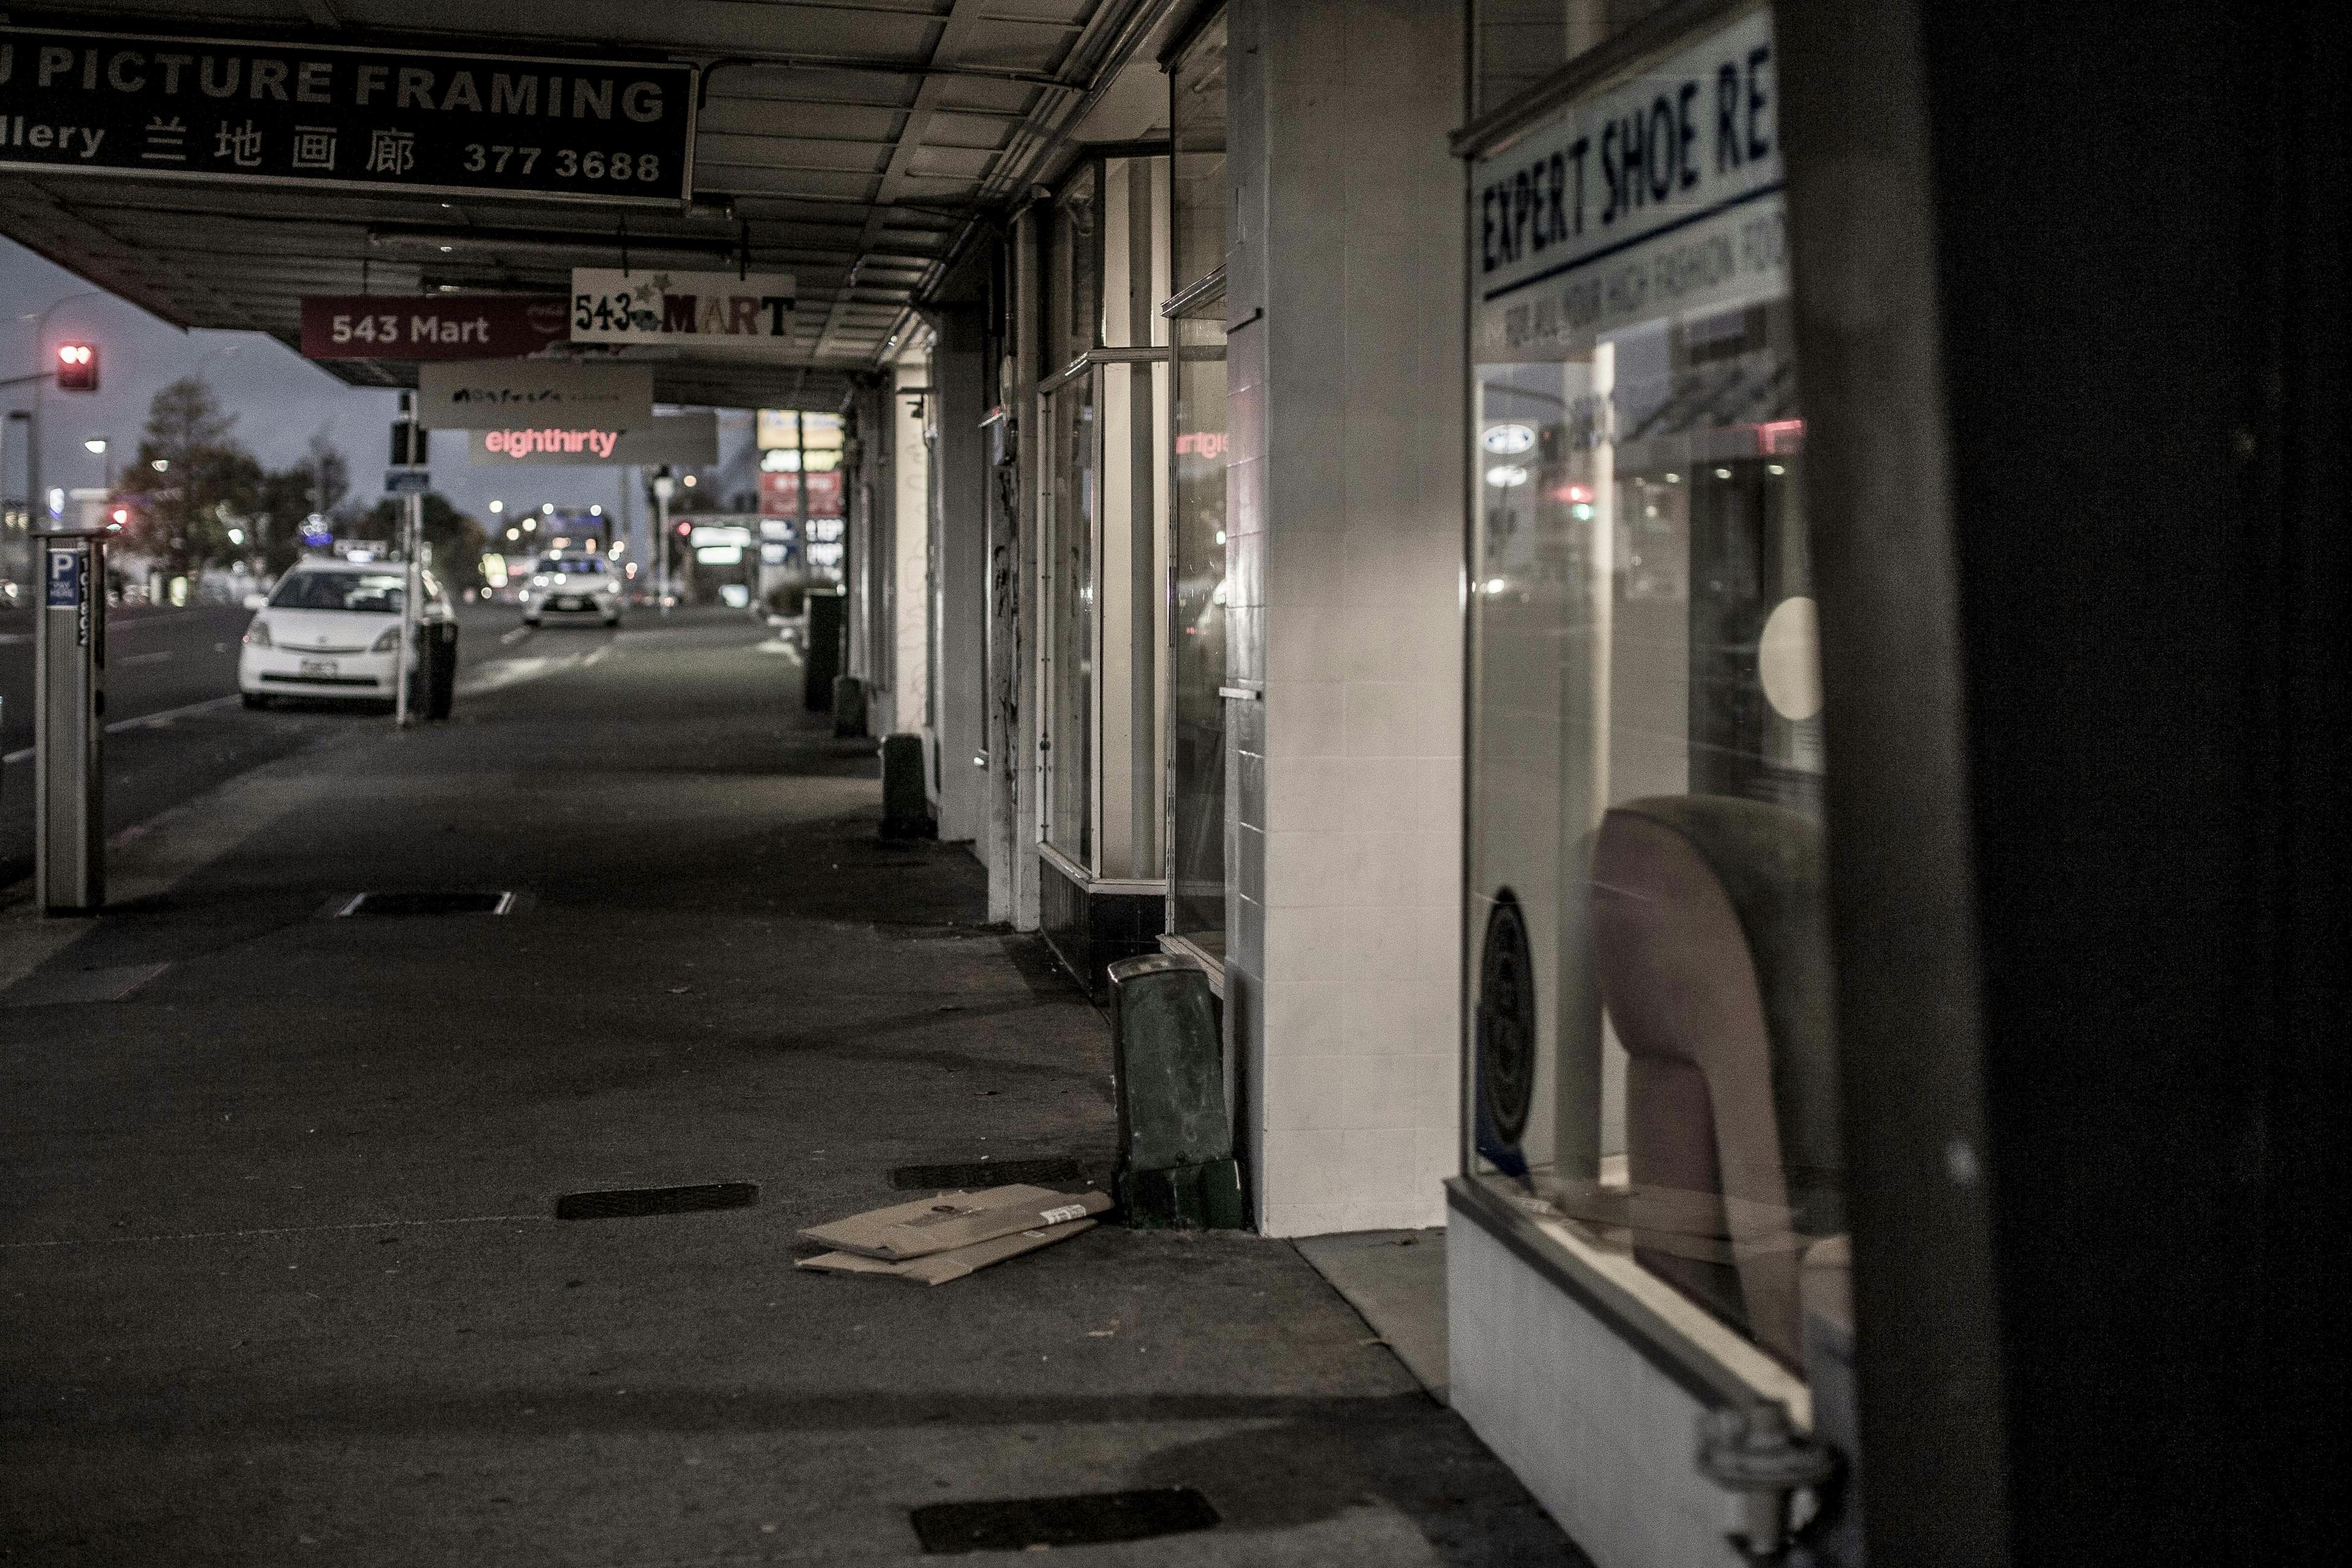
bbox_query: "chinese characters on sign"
[0,26,696,204]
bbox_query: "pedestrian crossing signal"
[56,343,99,392]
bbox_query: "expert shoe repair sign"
[0,25,696,205]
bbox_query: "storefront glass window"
[1039,156,1171,884]
[1169,306,1229,945]
[1043,373,1096,865]
[1471,1,1673,117]
[1463,2,1844,1409]
[1163,13,1231,954]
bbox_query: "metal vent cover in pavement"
[889,1158,1083,1191]
[911,1489,1220,1554]
[554,1183,760,1221]
[338,891,516,917]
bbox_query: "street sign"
[468,410,718,467]
[569,269,797,350]
[303,295,569,361]
[385,470,430,496]
[0,25,696,206]
[415,360,652,429]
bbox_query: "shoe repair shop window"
[1038,153,1173,886]
[1164,9,1231,962]
[1461,2,1848,1419]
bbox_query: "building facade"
[833,1,2350,1564]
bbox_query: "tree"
[251,434,352,575]
[110,377,263,578]
[359,492,488,592]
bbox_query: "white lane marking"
[9,692,247,762]
[454,652,585,696]
[0,1212,552,1251]
[105,693,241,734]
[582,644,615,668]
[498,625,535,646]
[753,639,803,660]
[117,649,174,666]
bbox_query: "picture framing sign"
[416,360,652,430]
[570,270,798,351]
[0,25,695,205]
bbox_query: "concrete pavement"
[0,608,1583,1567]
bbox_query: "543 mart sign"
[570,270,797,352]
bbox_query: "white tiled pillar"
[1227,0,1466,1237]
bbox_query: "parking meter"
[33,526,111,913]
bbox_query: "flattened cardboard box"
[801,1184,1111,1261]
[797,1218,1098,1286]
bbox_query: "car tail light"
[244,619,273,647]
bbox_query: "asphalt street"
[0,606,1581,1568]
[0,599,620,892]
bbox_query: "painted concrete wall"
[1226,0,1466,1237]
[892,345,931,743]
[1450,1216,1743,1568]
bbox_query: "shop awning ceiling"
[0,0,1169,409]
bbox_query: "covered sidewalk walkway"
[0,608,1572,1567]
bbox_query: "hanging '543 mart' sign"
[0,25,695,205]
[570,269,798,351]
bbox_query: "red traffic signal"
[55,342,99,392]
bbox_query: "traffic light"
[55,343,99,392]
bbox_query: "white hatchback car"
[520,554,623,627]
[239,560,453,707]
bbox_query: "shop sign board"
[803,469,842,513]
[415,360,651,429]
[758,470,799,515]
[301,294,568,361]
[569,270,797,350]
[1471,6,1783,359]
[0,26,695,204]
[467,410,718,467]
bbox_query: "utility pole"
[651,466,676,615]
[394,393,424,728]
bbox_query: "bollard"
[1107,953,1245,1229]
[832,675,867,739]
[803,590,845,712]
[880,734,936,840]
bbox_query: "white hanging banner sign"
[1471,6,1784,358]
[415,359,652,428]
[568,268,797,350]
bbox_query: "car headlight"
[244,618,272,647]
[371,627,402,653]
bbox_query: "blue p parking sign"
[45,546,83,608]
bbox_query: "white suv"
[521,554,622,627]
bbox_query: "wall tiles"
[1264,753,1355,830]
[1264,679,1349,758]
[1264,904,1348,982]
[1344,680,1460,757]
[1265,829,1352,908]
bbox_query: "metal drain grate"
[554,1182,760,1221]
[339,891,514,918]
[911,1489,1219,1555]
[889,1158,1084,1191]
